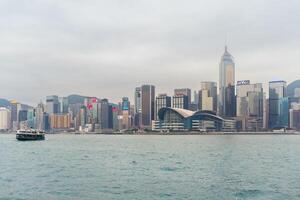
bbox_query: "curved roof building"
[156,108,233,132]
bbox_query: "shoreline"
[1,131,300,136]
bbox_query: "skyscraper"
[0,107,11,131]
[236,81,264,131]
[120,97,131,129]
[10,100,22,131]
[172,95,189,109]
[134,87,142,127]
[141,85,155,128]
[46,95,59,114]
[59,97,69,114]
[219,46,236,117]
[174,88,191,109]
[155,94,171,120]
[98,99,110,130]
[269,81,287,129]
[199,82,218,112]
[35,102,45,130]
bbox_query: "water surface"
[1,134,300,200]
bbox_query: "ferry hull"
[16,134,45,141]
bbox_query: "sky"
[0,0,299,105]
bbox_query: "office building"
[50,114,71,130]
[59,97,69,114]
[219,46,236,117]
[278,97,289,128]
[120,97,131,129]
[18,110,28,123]
[155,94,171,120]
[140,85,155,128]
[0,107,11,131]
[134,87,142,127]
[199,82,218,112]
[173,95,189,109]
[10,100,22,131]
[27,109,36,129]
[46,95,59,114]
[35,102,45,130]
[289,103,300,130]
[236,81,264,131]
[269,81,287,129]
[174,88,191,109]
[98,99,111,130]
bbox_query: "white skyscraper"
[219,46,236,117]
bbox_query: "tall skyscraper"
[134,87,142,127]
[35,102,46,130]
[219,46,236,117]
[141,85,155,128]
[98,99,111,130]
[199,82,218,112]
[174,88,191,109]
[155,94,171,120]
[269,81,287,129]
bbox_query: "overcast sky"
[0,0,299,105]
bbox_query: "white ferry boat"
[16,129,45,141]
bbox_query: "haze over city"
[1,0,299,105]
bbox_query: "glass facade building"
[173,95,189,110]
[219,46,236,117]
[269,81,287,129]
[155,94,171,120]
[141,85,155,128]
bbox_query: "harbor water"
[1,134,300,200]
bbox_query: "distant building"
[289,102,300,130]
[78,106,87,129]
[50,114,71,130]
[27,109,36,129]
[155,94,171,120]
[46,95,59,114]
[35,102,45,130]
[199,82,218,112]
[59,97,69,114]
[153,108,236,132]
[120,97,132,130]
[219,46,236,117]
[98,99,111,130]
[172,95,189,110]
[110,103,119,130]
[10,100,22,131]
[295,88,300,98]
[174,88,191,109]
[84,97,99,125]
[134,87,142,127]
[140,85,155,129]
[236,81,264,131]
[43,113,51,131]
[18,110,28,123]
[278,97,289,128]
[0,107,11,131]
[269,81,287,129]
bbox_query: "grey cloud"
[0,0,299,105]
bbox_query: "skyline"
[1,0,300,105]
